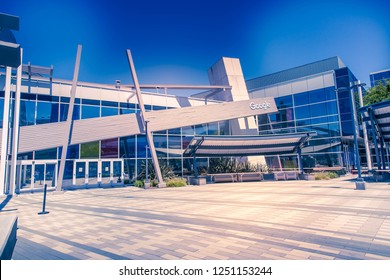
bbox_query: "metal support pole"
[369,109,381,170]
[350,84,365,189]
[357,82,372,170]
[350,86,362,178]
[57,45,82,191]
[380,138,386,170]
[0,67,12,195]
[126,49,165,187]
[297,147,304,174]
[9,48,23,195]
[193,155,198,178]
[38,184,49,215]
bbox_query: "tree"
[363,80,390,105]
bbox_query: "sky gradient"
[2,0,390,89]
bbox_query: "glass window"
[37,94,59,102]
[35,148,57,159]
[341,121,353,136]
[120,108,136,115]
[310,103,327,118]
[120,102,135,109]
[309,89,326,103]
[36,102,59,124]
[153,135,168,157]
[17,152,33,160]
[101,101,118,107]
[275,95,293,108]
[60,97,70,103]
[64,160,74,180]
[195,124,207,135]
[101,107,118,117]
[325,87,336,100]
[81,105,100,119]
[328,123,341,137]
[82,99,100,105]
[66,144,79,159]
[278,108,294,122]
[123,159,136,182]
[60,104,81,121]
[207,122,219,135]
[136,135,149,158]
[338,98,351,114]
[340,113,352,121]
[293,92,309,106]
[21,93,36,100]
[168,136,182,157]
[20,100,36,126]
[310,117,328,125]
[336,76,350,88]
[326,101,338,115]
[218,121,230,135]
[295,119,311,127]
[168,128,181,135]
[80,141,99,159]
[182,126,194,136]
[182,136,193,149]
[101,138,118,158]
[144,104,151,111]
[120,136,136,158]
[295,105,310,120]
[168,158,182,176]
[152,105,166,111]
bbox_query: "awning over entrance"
[183,132,317,157]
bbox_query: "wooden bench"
[237,172,263,182]
[211,173,237,183]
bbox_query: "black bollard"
[38,184,49,215]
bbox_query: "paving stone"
[1,177,390,260]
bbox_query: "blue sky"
[2,0,390,88]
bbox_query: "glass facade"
[249,67,361,171]
[8,88,230,181]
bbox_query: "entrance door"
[101,161,111,184]
[74,161,86,185]
[88,161,98,185]
[112,160,123,184]
[16,160,58,193]
[72,159,124,187]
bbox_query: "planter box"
[299,173,315,180]
[262,173,275,181]
[189,177,207,185]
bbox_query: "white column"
[0,67,12,195]
[9,48,23,194]
[357,81,372,170]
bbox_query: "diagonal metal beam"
[126,49,165,187]
[57,45,82,191]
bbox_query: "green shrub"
[314,172,339,180]
[134,180,144,187]
[166,178,187,187]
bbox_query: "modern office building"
[1,33,367,195]
[0,11,379,198]
[244,57,366,171]
[370,69,390,87]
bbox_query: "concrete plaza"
[1,175,390,260]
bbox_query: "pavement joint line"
[3,178,390,260]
